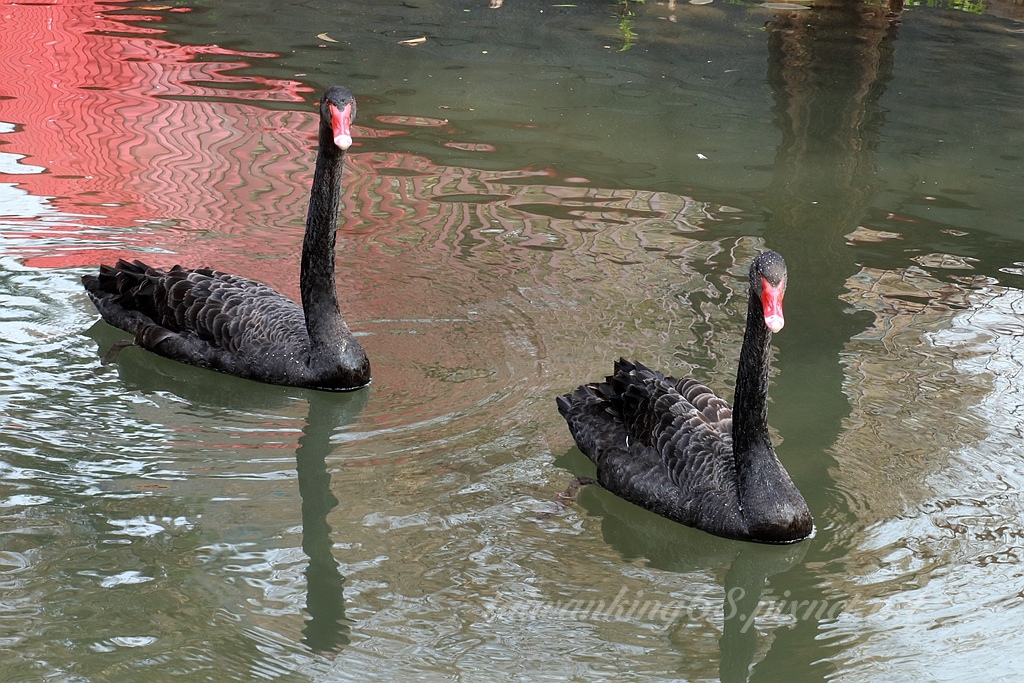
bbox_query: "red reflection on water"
[0,1,721,454]
[0,0,700,294]
[0,1,311,270]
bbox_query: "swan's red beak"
[760,277,785,333]
[329,102,353,151]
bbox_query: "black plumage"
[557,251,813,544]
[82,86,370,391]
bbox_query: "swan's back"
[557,358,747,536]
[82,259,338,387]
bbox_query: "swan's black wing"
[557,377,683,515]
[557,358,747,538]
[83,259,309,378]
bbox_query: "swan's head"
[321,86,357,151]
[751,250,787,334]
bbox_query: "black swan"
[82,86,370,391]
[556,250,813,544]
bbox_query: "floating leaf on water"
[376,114,449,127]
[846,226,904,244]
[316,33,338,43]
[442,141,498,152]
[398,36,427,46]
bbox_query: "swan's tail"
[82,259,194,338]
[557,358,658,462]
[82,259,154,305]
[557,380,613,461]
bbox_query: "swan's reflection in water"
[557,448,805,683]
[89,321,365,655]
[296,392,367,653]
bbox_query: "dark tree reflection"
[765,0,902,483]
[755,2,903,681]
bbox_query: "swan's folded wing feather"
[610,359,731,444]
[675,377,732,428]
[658,405,737,492]
[93,262,307,357]
[610,360,740,506]
[168,269,306,354]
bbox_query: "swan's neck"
[729,282,812,541]
[731,291,773,462]
[301,142,350,353]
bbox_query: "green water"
[1,1,1023,681]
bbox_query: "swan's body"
[557,251,812,544]
[82,86,370,391]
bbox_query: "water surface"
[1,1,1023,681]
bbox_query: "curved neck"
[731,291,773,459]
[301,137,349,350]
